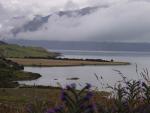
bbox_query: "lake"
[20,50,150,90]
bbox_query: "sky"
[0,0,150,42]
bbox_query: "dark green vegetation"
[0,57,41,88]
[0,41,60,58]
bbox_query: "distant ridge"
[0,41,7,45]
[6,39,150,52]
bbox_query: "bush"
[96,70,150,113]
[26,83,96,113]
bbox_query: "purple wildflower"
[70,83,76,89]
[60,90,67,101]
[66,85,71,90]
[86,104,96,112]
[47,109,55,113]
[85,83,92,89]
[80,104,86,109]
[66,83,76,90]
[54,106,63,112]
[142,82,146,87]
[84,92,93,101]
[26,103,33,113]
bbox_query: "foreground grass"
[0,88,60,105]
[0,87,108,106]
[9,58,130,67]
[0,88,62,113]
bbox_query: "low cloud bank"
[0,0,150,42]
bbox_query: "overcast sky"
[0,0,150,42]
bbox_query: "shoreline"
[0,57,42,88]
[9,58,130,67]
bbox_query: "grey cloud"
[1,0,150,42]
[64,0,79,10]
[11,6,100,36]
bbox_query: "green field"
[0,43,59,58]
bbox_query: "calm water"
[20,50,150,90]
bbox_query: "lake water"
[20,50,150,90]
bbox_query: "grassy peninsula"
[0,41,130,67]
[0,42,60,58]
[9,58,130,67]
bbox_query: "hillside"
[0,57,24,70]
[0,57,41,88]
[0,41,60,58]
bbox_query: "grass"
[0,88,62,113]
[0,88,108,106]
[0,44,59,58]
[9,58,130,67]
[0,88,61,105]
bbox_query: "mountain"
[0,41,7,45]
[6,39,150,52]
[11,6,107,35]
[56,6,100,17]
[11,15,50,35]
[0,41,60,58]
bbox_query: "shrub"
[46,83,96,113]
